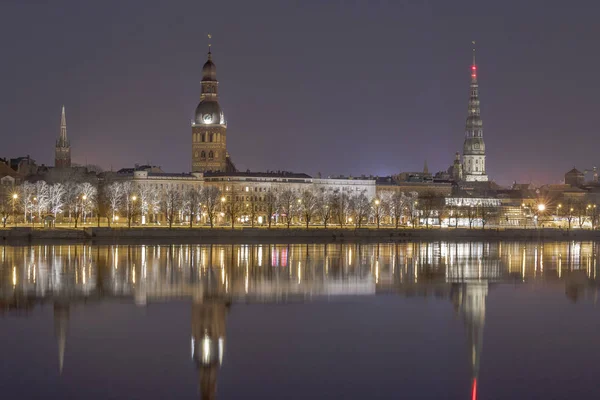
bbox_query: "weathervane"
[208,33,212,52]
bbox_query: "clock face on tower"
[203,114,212,123]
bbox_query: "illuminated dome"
[195,100,224,125]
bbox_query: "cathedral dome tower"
[462,42,488,182]
[192,38,228,173]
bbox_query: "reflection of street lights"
[12,193,18,226]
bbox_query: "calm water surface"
[1,241,599,400]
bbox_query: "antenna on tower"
[472,40,476,65]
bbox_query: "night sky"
[1,0,598,185]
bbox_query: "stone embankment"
[0,226,598,243]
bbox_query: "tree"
[137,184,153,225]
[372,196,386,228]
[300,189,317,228]
[315,190,333,228]
[121,181,138,228]
[246,192,258,227]
[161,185,182,229]
[331,188,350,228]
[405,192,419,227]
[79,182,97,224]
[225,188,243,228]
[465,205,478,229]
[183,186,202,228]
[48,183,66,218]
[386,191,405,229]
[200,186,221,228]
[19,182,35,224]
[348,192,371,228]
[264,191,278,228]
[106,182,123,224]
[0,193,10,227]
[479,202,499,229]
[33,180,49,226]
[63,181,81,224]
[278,189,296,229]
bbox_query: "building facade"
[462,46,488,182]
[55,106,71,168]
[191,45,228,173]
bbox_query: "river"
[1,241,599,399]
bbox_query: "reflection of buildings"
[191,299,228,400]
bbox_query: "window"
[201,151,206,160]
[208,150,214,159]
[201,133,206,142]
[209,133,214,142]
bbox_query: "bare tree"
[79,182,97,224]
[201,186,221,228]
[48,183,66,218]
[136,184,153,225]
[278,189,296,229]
[18,182,34,224]
[33,181,49,226]
[372,196,386,228]
[225,188,243,228]
[0,193,10,227]
[161,185,182,229]
[183,186,202,227]
[405,192,419,227]
[331,188,350,228]
[63,181,81,224]
[315,190,333,228]
[264,191,278,228]
[300,189,317,228]
[121,181,139,228]
[106,182,123,224]
[246,192,258,227]
[348,192,371,228]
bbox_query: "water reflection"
[1,241,600,399]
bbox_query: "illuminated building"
[191,39,233,174]
[55,106,71,168]
[462,43,488,182]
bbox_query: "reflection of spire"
[191,299,229,400]
[454,281,488,400]
[54,302,70,375]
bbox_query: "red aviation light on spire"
[471,378,477,400]
[471,64,477,79]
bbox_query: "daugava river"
[1,241,599,400]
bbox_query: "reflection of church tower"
[191,300,229,400]
[54,302,70,375]
[452,281,488,400]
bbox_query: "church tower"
[55,106,71,168]
[462,43,488,182]
[192,38,228,173]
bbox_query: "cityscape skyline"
[2,1,599,185]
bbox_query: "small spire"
[423,160,429,175]
[207,33,212,59]
[471,41,477,81]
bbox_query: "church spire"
[60,105,67,143]
[55,105,71,168]
[461,41,488,182]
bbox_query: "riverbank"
[0,226,598,244]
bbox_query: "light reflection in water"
[1,242,600,400]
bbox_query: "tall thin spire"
[60,105,67,142]
[471,41,477,82]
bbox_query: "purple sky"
[1,0,598,185]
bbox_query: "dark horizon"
[1,0,598,185]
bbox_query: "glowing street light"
[375,199,380,205]
[537,204,546,212]
[221,197,226,203]
[11,193,18,226]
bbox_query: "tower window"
[209,133,214,143]
[208,150,214,160]
[201,133,206,142]
[200,151,206,160]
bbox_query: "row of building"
[2,42,600,227]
